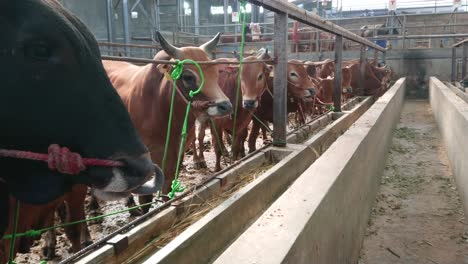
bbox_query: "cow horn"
[256,48,269,60]
[156,31,182,59]
[232,51,241,61]
[200,32,221,53]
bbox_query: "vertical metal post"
[105,0,114,43]
[359,45,366,95]
[273,12,288,147]
[452,47,457,82]
[402,15,407,49]
[334,35,343,112]
[194,0,199,42]
[223,0,229,34]
[463,43,468,79]
[374,50,378,65]
[122,0,130,55]
[155,0,160,31]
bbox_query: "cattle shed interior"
[3,0,468,264]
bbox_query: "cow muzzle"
[242,99,258,110]
[207,100,233,117]
[306,88,316,98]
[92,154,164,200]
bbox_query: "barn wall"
[430,77,468,217]
[214,78,406,264]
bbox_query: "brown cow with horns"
[102,32,233,213]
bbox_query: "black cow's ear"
[0,180,9,238]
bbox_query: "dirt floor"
[359,100,468,264]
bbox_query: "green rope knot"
[171,60,184,80]
[168,179,186,199]
[328,105,335,111]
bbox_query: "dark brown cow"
[103,32,232,211]
[247,60,318,153]
[346,61,387,96]
[193,49,272,172]
[1,186,90,263]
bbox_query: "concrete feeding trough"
[75,96,374,264]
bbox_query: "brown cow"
[344,60,390,97]
[1,185,90,263]
[103,32,232,211]
[247,60,318,153]
[193,49,272,172]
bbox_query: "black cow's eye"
[258,74,263,81]
[290,72,298,77]
[24,41,52,61]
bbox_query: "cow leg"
[42,229,57,260]
[198,121,208,168]
[138,195,154,214]
[42,205,60,259]
[193,122,208,169]
[248,120,261,153]
[238,128,248,158]
[212,125,223,172]
[88,194,103,224]
[63,186,91,253]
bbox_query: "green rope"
[249,111,273,134]
[230,0,248,160]
[2,200,159,241]
[209,118,225,155]
[168,59,205,199]
[7,200,20,264]
[161,67,178,171]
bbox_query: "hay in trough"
[125,163,274,263]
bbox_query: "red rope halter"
[0,144,124,175]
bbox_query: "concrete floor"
[359,100,468,264]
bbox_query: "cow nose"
[216,100,233,115]
[243,99,258,110]
[308,88,316,97]
[346,87,353,94]
[118,154,156,186]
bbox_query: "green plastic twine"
[7,200,19,264]
[168,60,205,199]
[328,105,335,111]
[230,0,248,160]
[2,200,159,241]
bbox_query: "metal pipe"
[249,0,385,51]
[462,43,468,79]
[194,0,199,40]
[223,0,229,33]
[105,0,114,43]
[273,12,288,147]
[452,47,457,82]
[359,45,366,97]
[333,35,343,112]
[122,0,131,55]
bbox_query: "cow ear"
[157,63,173,76]
[265,64,274,74]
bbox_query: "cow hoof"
[88,210,104,225]
[193,161,207,170]
[42,247,56,260]
[129,208,144,217]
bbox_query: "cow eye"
[290,72,298,77]
[182,74,195,83]
[24,41,53,61]
[257,74,263,81]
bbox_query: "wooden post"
[273,12,288,147]
[462,43,468,79]
[359,45,366,96]
[333,35,343,112]
[452,47,457,82]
